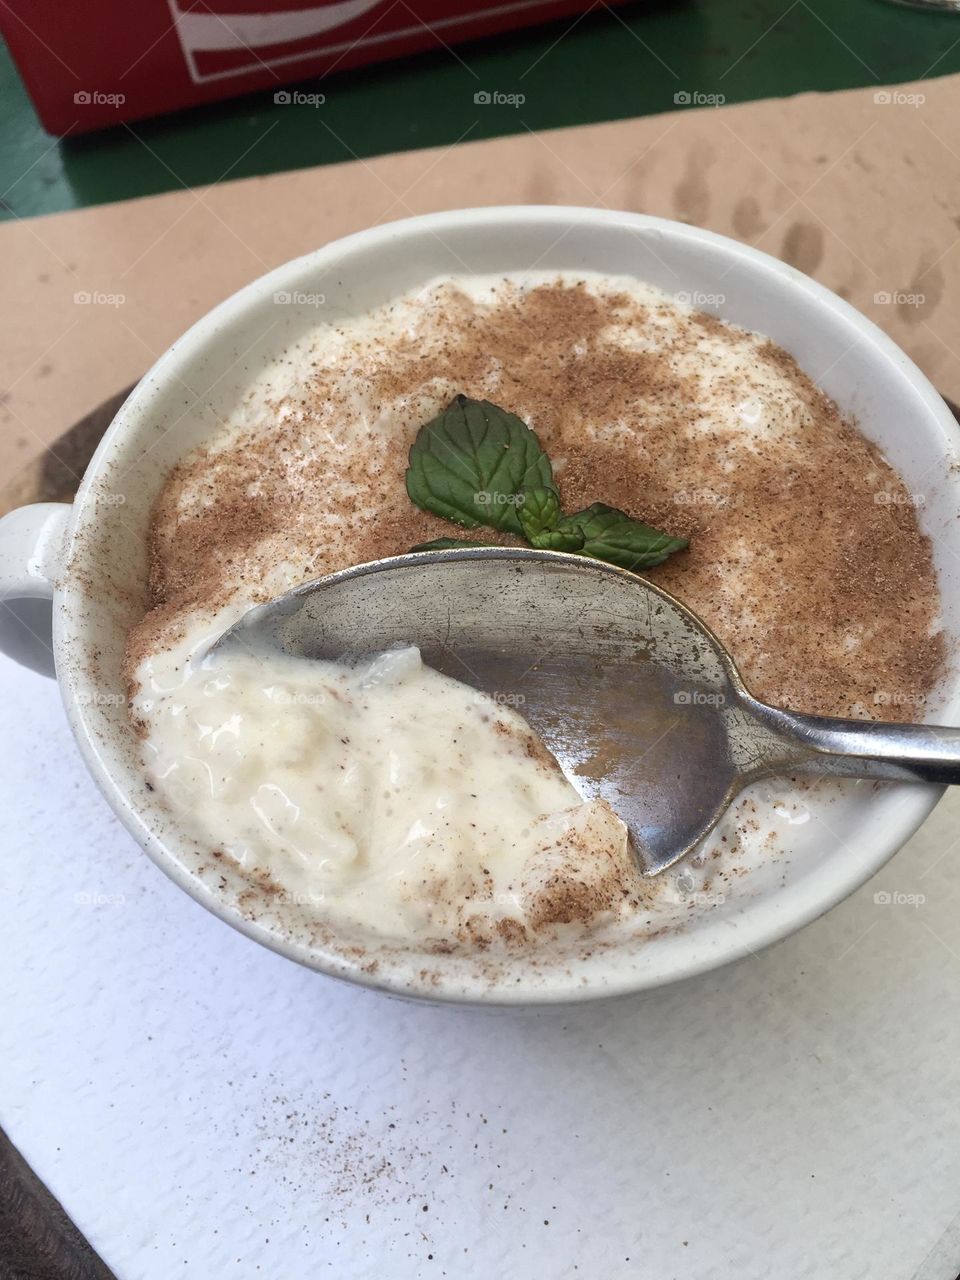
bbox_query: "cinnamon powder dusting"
[125,276,945,944]
[128,278,943,721]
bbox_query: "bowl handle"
[0,503,70,677]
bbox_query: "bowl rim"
[53,204,960,1005]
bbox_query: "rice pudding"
[126,272,943,952]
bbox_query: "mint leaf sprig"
[405,393,553,537]
[406,396,688,572]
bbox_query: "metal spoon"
[211,547,960,876]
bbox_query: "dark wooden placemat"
[0,385,136,519]
[0,1128,116,1279]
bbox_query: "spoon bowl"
[213,548,960,876]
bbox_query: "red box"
[2,0,611,135]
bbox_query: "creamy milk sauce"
[133,636,639,944]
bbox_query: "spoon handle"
[744,699,960,786]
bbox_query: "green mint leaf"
[409,538,492,552]
[406,395,554,536]
[405,398,692,570]
[527,526,587,553]
[517,486,563,540]
[558,502,688,570]
[518,488,585,550]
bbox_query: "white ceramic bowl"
[2,206,958,1005]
